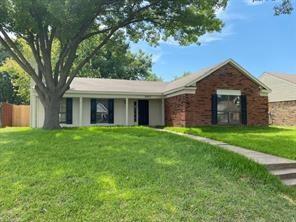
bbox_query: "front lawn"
[165,126,296,160]
[0,127,295,221]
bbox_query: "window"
[96,100,109,123]
[59,99,67,124]
[217,95,241,124]
[91,99,114,124]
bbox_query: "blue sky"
[131,0,296,81]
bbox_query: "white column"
[125,98,129,126]
[161,97,165,126]
[79,97,83,126]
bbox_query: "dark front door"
[138,100,149,126]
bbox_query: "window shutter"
[90,99,97,124]
[241,95,247,125]
[211,94,218,125]
[66,98,73,124]
[108,99,114,124]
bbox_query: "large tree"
[0,0,227,129]
[0,37,158,105]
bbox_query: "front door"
[138,100,149,126]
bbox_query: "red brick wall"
[165,94,187,126]
[165,64,269,126]
[269,101,296,126]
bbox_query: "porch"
[30,95,165,128]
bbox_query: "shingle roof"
[70,78,167,94]
[164,63,221,92]
[266,72,296,85]
[259,72,296,102]
[69,59,269,95]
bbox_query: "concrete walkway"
[159,129,296,186]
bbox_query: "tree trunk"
[41,95,61,129]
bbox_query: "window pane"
[217,95,229,112]
[96,99,109,123]
[229,112,241,124]
[217,112,228,124]
[228,96,241,112]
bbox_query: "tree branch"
[0,27,37,75]
[0,34,48,94]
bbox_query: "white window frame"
[216,89,241,96]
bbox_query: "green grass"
[0,127,295,221]
[165,126,296,160]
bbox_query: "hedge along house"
[259,73,296,125]
[30,59,270,128]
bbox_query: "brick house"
[30,59,270,128]
[260,73,296,125]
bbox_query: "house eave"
[164,87,196,98]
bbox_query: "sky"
[131,0,296,81]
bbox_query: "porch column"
[79,97,83,126]
[125,98,129,126]
[161,97,165,126]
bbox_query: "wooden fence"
[0,103,30,127]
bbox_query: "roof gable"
[181,59,271,92]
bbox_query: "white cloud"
[158,37,179,46]
[152,52,162,63]
[130,41,164,64]
[199,25,234,44]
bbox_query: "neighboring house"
[30,59,270,128]
[260,73,296,125]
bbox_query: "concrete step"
[265,162,296,171]
[282,178,296,187]
[270,168,296,180]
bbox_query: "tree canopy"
[255,0,294,14]
[0,0,227,128]
[77,34,159,80]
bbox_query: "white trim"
[217,89,241,96]
[61,123,115,127]
[66,89,163,97]
[164,87,196,98]
[31,91,163,99]
[259,89,269,97]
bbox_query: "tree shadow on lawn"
[0,127,296,221]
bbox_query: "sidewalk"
[160,129,296,186]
